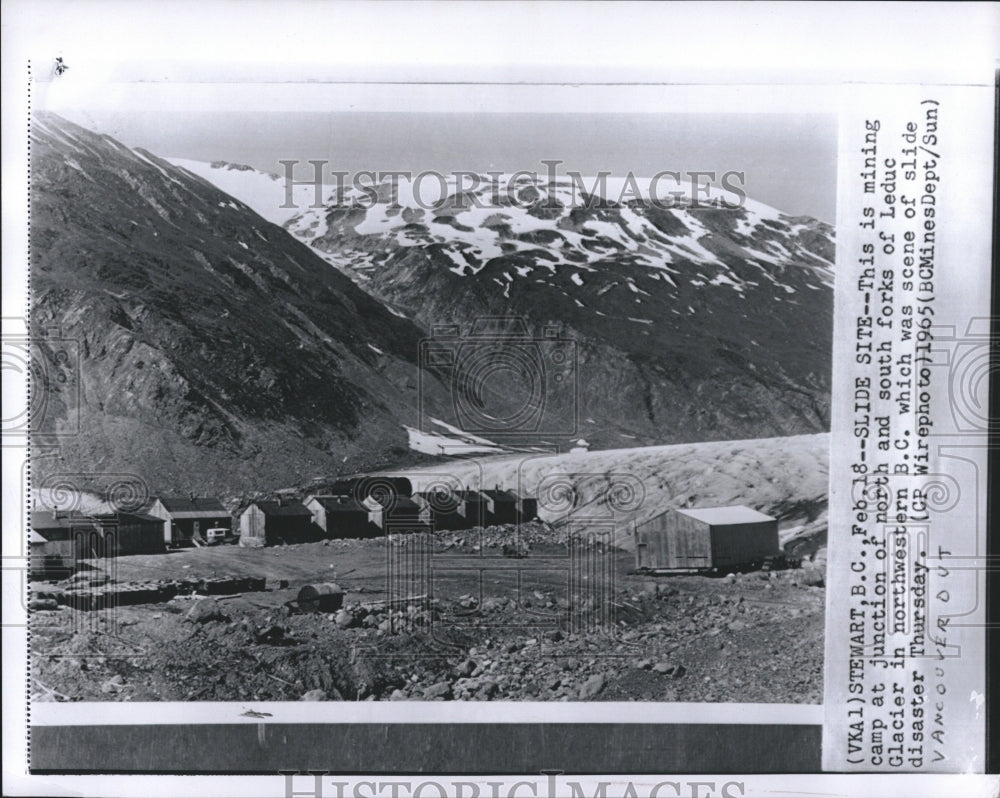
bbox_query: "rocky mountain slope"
[29,114,452,496]
[176,161,835,450]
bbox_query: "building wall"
[457,498,485,527]
[709,521,779,567]
[113,519,166,555]
[146,500,173,544]
[266,515,313,544]
[240,505,267,545]
[635,511,779,570]
[635,511,711,570]
[304,498,328,533]
[327,511,375,539]
[485,498,518,525]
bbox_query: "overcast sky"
[59,110,837,221]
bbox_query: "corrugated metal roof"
[156,496,227,514]
[675,505,775,525]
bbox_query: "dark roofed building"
[30,509,164,575]
[93,512,165,556]
[305,494,380,539]
[479,488,520,526]
[413,490,466,531]
[30,510,98,575]
[369,495,431,534]
[454,490,486,528]
[148,496,230,547]
[239,499,315,547]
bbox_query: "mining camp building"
[633,504,779,572]
[147,496,230,547]
[239,499,315,546]
[453,490,487,528]
[305,495,380,539]
[367,495,431,534]
[30,509,164,577]
[413,490,465,530]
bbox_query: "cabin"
[29,529,66,579]
[479,488,520,525]
[239,499,315,547]
[367,495,432,534]
[517,493,538,523]
[413,490,466,531]
[29,510,165,576]
[28,512,96,578]
[88,512,166,556]
[453,490,487,528]
[147,496,230,547]
[305,494,380,539]
[633,504,779,572]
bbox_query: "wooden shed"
[413,490,465,531]
[367,495,431,534]
[147,496,230,547]
[30,509,164,574]
[634,504,779,572]
[480,488,520,525]
[305,494,380,539]
[239,500,315,547]
[28,513,92,578]
[90,512,166,556]
[517,493,538,523]
[453,490,487,528]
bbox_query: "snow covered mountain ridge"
[169,158,834,451]
[169,161,833,296]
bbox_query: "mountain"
[29,113,455,497]
[175,163,835,450]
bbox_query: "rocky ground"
[30,526,825,704]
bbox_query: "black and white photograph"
[3,1,997,792]
[25,98,836,705]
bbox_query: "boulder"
[800,567,825,587]
[185,598,225,623]
[423,681,453,700]
[334,609,355,628]
[577,673,606,699]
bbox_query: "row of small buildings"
[29,479,541,571]
[29,473,782,576]
[241,482,538,547]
